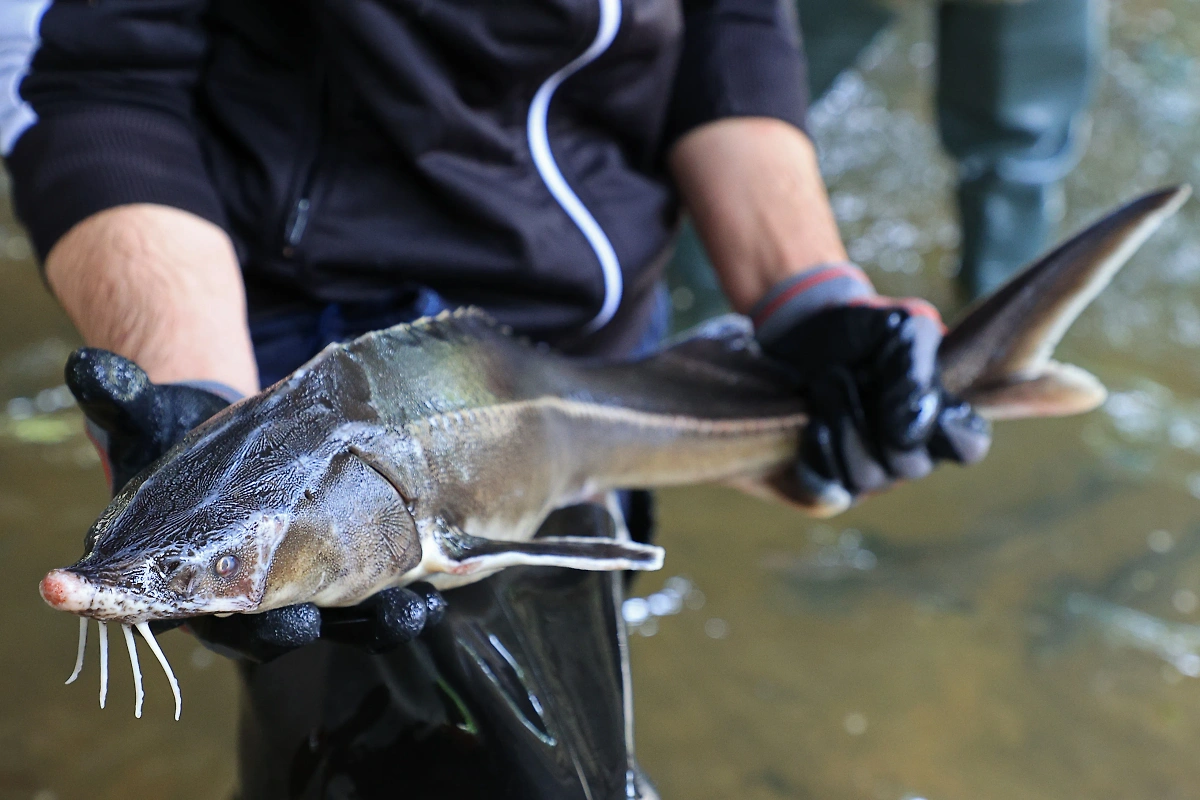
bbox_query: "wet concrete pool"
[7,1,1200,798]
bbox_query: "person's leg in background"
[671,0,1104,316]
[938,0,1105,299]
[796,0,894,102]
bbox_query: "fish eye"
[214,554,240,578]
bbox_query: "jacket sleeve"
[664,0,810,148]
[0,0,226,263]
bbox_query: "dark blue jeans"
[249,289,450,388]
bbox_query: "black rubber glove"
[65,347,446,663]
[752,263,992,507]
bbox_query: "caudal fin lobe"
[939,185,1192,419]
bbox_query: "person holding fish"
[1,0,995,796]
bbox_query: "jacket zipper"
[281,198,311,258]
[281,64,328,259]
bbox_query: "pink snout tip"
[40,569,89,613]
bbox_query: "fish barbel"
[39,186,1190,717]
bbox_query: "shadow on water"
[8,1,1200,799]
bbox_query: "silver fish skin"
[39,185,1190,626]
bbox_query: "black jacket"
[3,0,808,349]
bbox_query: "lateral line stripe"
[526,0,624,334]
[409,396,809,437]
[0,0,51,156]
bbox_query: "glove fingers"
[322,587,429,653]
[901,315,946,447]
[374,587,429,646]
[784,458,855,516]
[155,384,235,440]
[64,348,154,436]
[187,603,321,663]
[875,379,940,451]
[834,417,891,495]
[760,297,965,503]
[929,397,993,465]
[825,369,902,493]
[903,315,941,389]
[409,582,448,626]
[254,604,324,647]
[806,391,933,495]
[801,414,892,497]
[800,418,844,487]
[870,313,939,388]
[803,369,895,496]
[65,348,233,494]
[869,315,943,450]
[882,444,934,483]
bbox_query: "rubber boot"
[956,173,1065,298]
[938,0,1103,300]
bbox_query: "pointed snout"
[40,569,92,613]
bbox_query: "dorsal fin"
[940,186,1191,408]
[360,306,510,348]
[651,314,789,390]
[281,306,510,384]
[578,314,800,419]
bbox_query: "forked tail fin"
[940,185,1191,420]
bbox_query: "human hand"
[753,263,992,507]
[65,347,446,663]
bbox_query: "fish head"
[40,382,355,623]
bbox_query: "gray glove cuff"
[175,380,246,404]
[750,262,876,343]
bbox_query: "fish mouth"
[40,568,192,623]
[40,569,88,612]
[41,568,213,721]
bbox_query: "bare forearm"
[668,118,848,313]
[44,204,259,396]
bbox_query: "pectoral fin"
[437,526,664,577]
[964,360,1107,420]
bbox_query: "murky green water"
[7,2,1200,798]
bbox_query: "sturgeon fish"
[38,186,1190,718]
